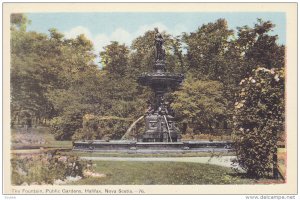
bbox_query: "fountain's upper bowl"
[138,71,184,89]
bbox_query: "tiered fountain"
[73,28,233,153]
[137,28,184,142]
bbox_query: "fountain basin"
[72,140,234,153]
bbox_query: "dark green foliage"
[171,75,228,133]
[183,19,234,80]
[50,112,83,140]
[72,114,132,141]
[10,12,285,174]
[180,19,236,133]
[236,19,285,72]
[233,67,284,178]
[100,41,129,76]
[177,18,284,134]
[11,29,54,123]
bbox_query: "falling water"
[163,115,172,142]
[121,116,144,140]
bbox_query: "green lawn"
[74,161,255,185]
[10,127,285,185]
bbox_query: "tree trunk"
[182,122,188,134]
[273,147,279,179]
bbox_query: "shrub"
[50,111,83,140]
[233,67,284,178]
[72,114,132,141]
[11,152,90,185]
[181,133,232,141]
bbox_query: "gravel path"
[81,156,239,169]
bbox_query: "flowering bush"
[233,67,284,178]
[11,152,91,185]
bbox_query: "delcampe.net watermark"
[245,195,296,200]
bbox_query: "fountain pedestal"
[138,58,184,142]
[142,113,180,142]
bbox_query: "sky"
[26,12,286,66]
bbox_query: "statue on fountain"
[154,28,165,62]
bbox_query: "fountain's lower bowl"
[72,140,234,153]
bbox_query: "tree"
[171,75,228,133]
[11,15,56,124]
[100,41,129,77]
[10,17,104,138]
[10,13,30,32]
[99,42,142,117]
[182,19,234,81]
[65,41,148,141]
[181,19,285,135]
[181,19,236,132]
[233,67,284,178]
[47,33,101,140]
[234,19,285,79]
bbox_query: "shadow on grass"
[226,172,285,184]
